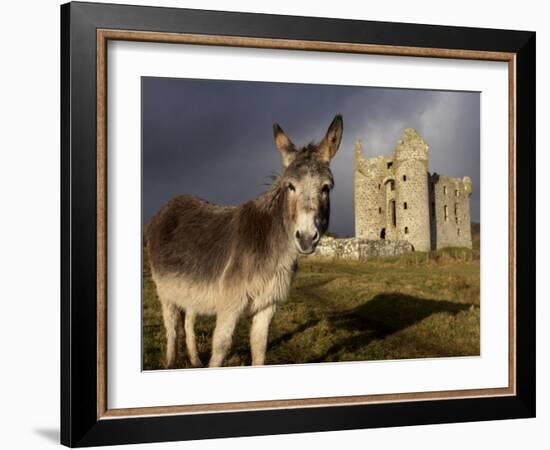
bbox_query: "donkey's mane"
[255,174,285,212]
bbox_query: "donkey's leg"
[184,310,202,367]
[250,304,277,366]
[161,301,179,369]
[209,311,240,368]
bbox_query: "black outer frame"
[60,1,536,447]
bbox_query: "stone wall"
[311,236,414,260]
[354,141,392,240]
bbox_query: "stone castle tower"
[354,128,472,251]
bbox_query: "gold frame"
[96,29,516,420]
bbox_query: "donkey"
[145,115,343,368]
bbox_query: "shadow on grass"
[308,292,472,363]
[268,318,322,349]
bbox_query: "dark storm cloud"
[143,77,480,237]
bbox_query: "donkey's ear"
[318,114,343,163]
[273,123,297,168]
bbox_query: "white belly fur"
[151,258,295,317]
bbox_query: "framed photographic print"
[60,1,536,447]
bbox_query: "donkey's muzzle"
[295,230,320,254]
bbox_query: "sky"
[142,77,480,237]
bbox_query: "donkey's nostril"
[312,231,320,243]
[295,230,301,239]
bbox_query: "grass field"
[142,244,480,370]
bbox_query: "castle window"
[454,204,459,224]
[387,162,393,169]
[380,228,386,240]
[443,186,447,195]
[378,183,381,190]
[444,205,449,221]
[457,228,461,237]
[403,202,408,210]
[455,189,459,197]
[378,207,382,214]
[390,180,395,191]
[403,175,407,181]
[390,200,396,227]
[404,226,409,234]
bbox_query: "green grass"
[142,247,480,369]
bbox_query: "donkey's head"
[273,115,343,255]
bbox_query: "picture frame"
[60,1,536,447]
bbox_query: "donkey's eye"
[288,183,296,192]
[321,184,330,194]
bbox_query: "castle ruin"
[354,128,473,252]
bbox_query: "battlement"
[394,128,429,161]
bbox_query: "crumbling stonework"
[429,173,473,249]
[354,128,473,251]
[312,236,414,260]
